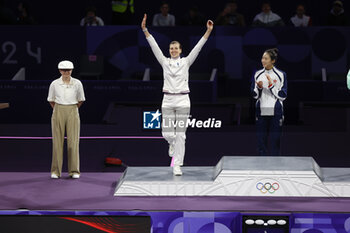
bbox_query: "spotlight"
[245,219,255,225]
[242,215,289,233]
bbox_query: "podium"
[0,103,9,109]
[114,156,350,197]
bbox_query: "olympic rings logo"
[256,182,280,194]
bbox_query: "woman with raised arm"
[141,13,213,176]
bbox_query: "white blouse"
[47,77,85,105]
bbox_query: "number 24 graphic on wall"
[1,41,41,64]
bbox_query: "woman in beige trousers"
[47,60,85,179]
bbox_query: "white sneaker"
[51,174,59,179]
[168,143,175,157]
[71,174,80,179]
[173,166,183,176]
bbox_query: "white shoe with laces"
[173,165,183,176]
[71,174,80,179]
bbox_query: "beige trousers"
[51,104,80,177]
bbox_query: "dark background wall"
[2,0,348,26]
[1,26,350,82]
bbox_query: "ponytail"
[265,48,278,62]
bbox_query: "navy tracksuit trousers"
[256,115,283,156]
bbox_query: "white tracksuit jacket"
[252,67,287,116]
[146,35,207,94]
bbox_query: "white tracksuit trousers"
[161,94,190,166]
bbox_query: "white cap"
[58,60,74,69]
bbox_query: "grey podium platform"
[114,156,350,197]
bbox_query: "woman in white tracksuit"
[251,48,287,156]
[141,13,213,175]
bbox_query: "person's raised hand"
[207,20,214,31]
[141,13,147,30]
